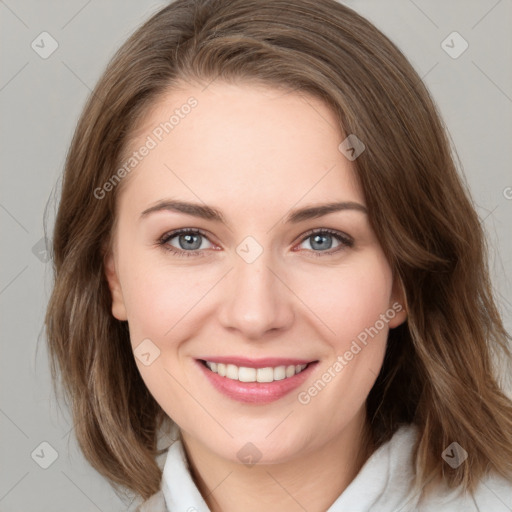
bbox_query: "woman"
[44,0,512,510]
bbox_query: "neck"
[180,409,375,512]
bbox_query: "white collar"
[161,423,211,511]
[155,423,512,511]
[160,423,422,512]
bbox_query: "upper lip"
[198,356,316,368]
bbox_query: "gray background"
[1,1,511,511]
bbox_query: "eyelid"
[294,227,353,246]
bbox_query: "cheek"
[117,254,201,415]
[119,251,215,344]
[300,253,394,346]
[295,254,394,415]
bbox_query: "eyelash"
[156,228,354,258]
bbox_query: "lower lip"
[196,360,317,404]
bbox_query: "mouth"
[200,359,310,383]
[196,357,318,404]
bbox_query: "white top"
[136,423,512,511]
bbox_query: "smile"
[204,360,309,383]
[197,357,318,404]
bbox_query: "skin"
[104,80,407,512]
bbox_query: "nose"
[217,249,294,340]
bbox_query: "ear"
[104,249,128,321]
[387,272,408,329]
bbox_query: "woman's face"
[105,80,407,464]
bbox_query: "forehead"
[116,81,364,218]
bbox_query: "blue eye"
[301,229,353,256]
[158,228,213,258]
[157,228,353,258]
[296,228,353,256]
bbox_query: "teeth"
[285,365,296,378]
[256,367,273,383]
[226,364,238,380]
[274,366,286,380]
[205,361,308,382]
[239,367,256,382]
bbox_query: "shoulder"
[470,472,512,511]
[417,467,512,511]
[371,424,512,511]
[135,489,167,512]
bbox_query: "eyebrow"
[139,199,367,225]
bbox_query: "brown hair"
[44,0,512,502]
